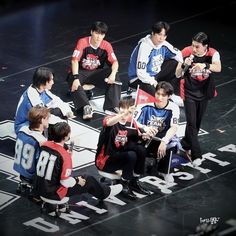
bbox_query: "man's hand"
[191,63,206,71]
[152,80,158,88]
[157,141,167,158]
[71,78,81,92]
[105,72,116,84]
[143,126,158,137]
[142,133,151,141]
[77,176,86,187]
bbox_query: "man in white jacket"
[15,67,74,135]
[128,21,183,106]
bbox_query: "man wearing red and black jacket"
[95,99,150,199]
[175,32,221,167]
[67,21,121,120]
[36,122,122,201]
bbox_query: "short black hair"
[155,81,174,96]
[152,21,170,35]
[192,32,210,47]
[32,67,54,88]
[50,122,71,143]
[91,21,108,34]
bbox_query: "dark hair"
[91,21,108,34]
[50,122,71,143]
[155,81,174,96]
[152,21,170,35]
[119,98,135,109]
[32,67,54,88]
[28,105,49,130]
[192,32,210,47]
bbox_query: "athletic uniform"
[68,36,121,111]
[14,85,72,134]
[136,101,180,173]
[36,141,110,200]
[128,34,183,96]
[13,126,46,181]
[180,46,220,160]
[95,116,146,180]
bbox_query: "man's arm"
[207,59,221,72]
[71,60,79,75]
[70,60,81,91]
[175,62,183,78]
[157,124,178,158]
[161,124,178,145]
[106,60,119,84]
[192,51,221,72]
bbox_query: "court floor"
[0,0,236,235]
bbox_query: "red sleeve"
[60,149,73,180]
[182,46,193,58]
[102,40,117,64]
[71,37,89,61]
[206,47,217,57]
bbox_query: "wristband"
[73,74,79,79]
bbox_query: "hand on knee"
[71,79,80,91]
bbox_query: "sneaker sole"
[83,115,93,120]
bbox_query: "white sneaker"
[83,105,93,120]
[159,172,174,183]
[192,158,202,167]
[106,184,123,199]
[170,94,184,107]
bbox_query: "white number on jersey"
[37,150,57,181]
[14,139,35,170]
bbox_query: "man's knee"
[127,151,138,163]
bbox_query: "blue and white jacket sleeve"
[136,43,157,85]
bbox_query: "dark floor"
[0,0,236,235]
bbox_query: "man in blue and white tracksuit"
[128,21,183,106]
[15,67,73,135]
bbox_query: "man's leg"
[129,79,156,96]
[80,68,121,111]
[67,175,122,200]
[156,59,179,93]
[184,98,202,161]
[156,60,183,106]
[102,151,138,199]
[67,73,92,119]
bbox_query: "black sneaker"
[85,90,94,100]
[120,179,137,200]
[180,139,190,151]
[127,87,133,95]
[129,178,151,195]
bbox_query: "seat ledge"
[40,196,69,204]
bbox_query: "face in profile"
[192,41,208,56]
[151,29,167,46]
[42,113,50,129]
[45,75,54,90]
